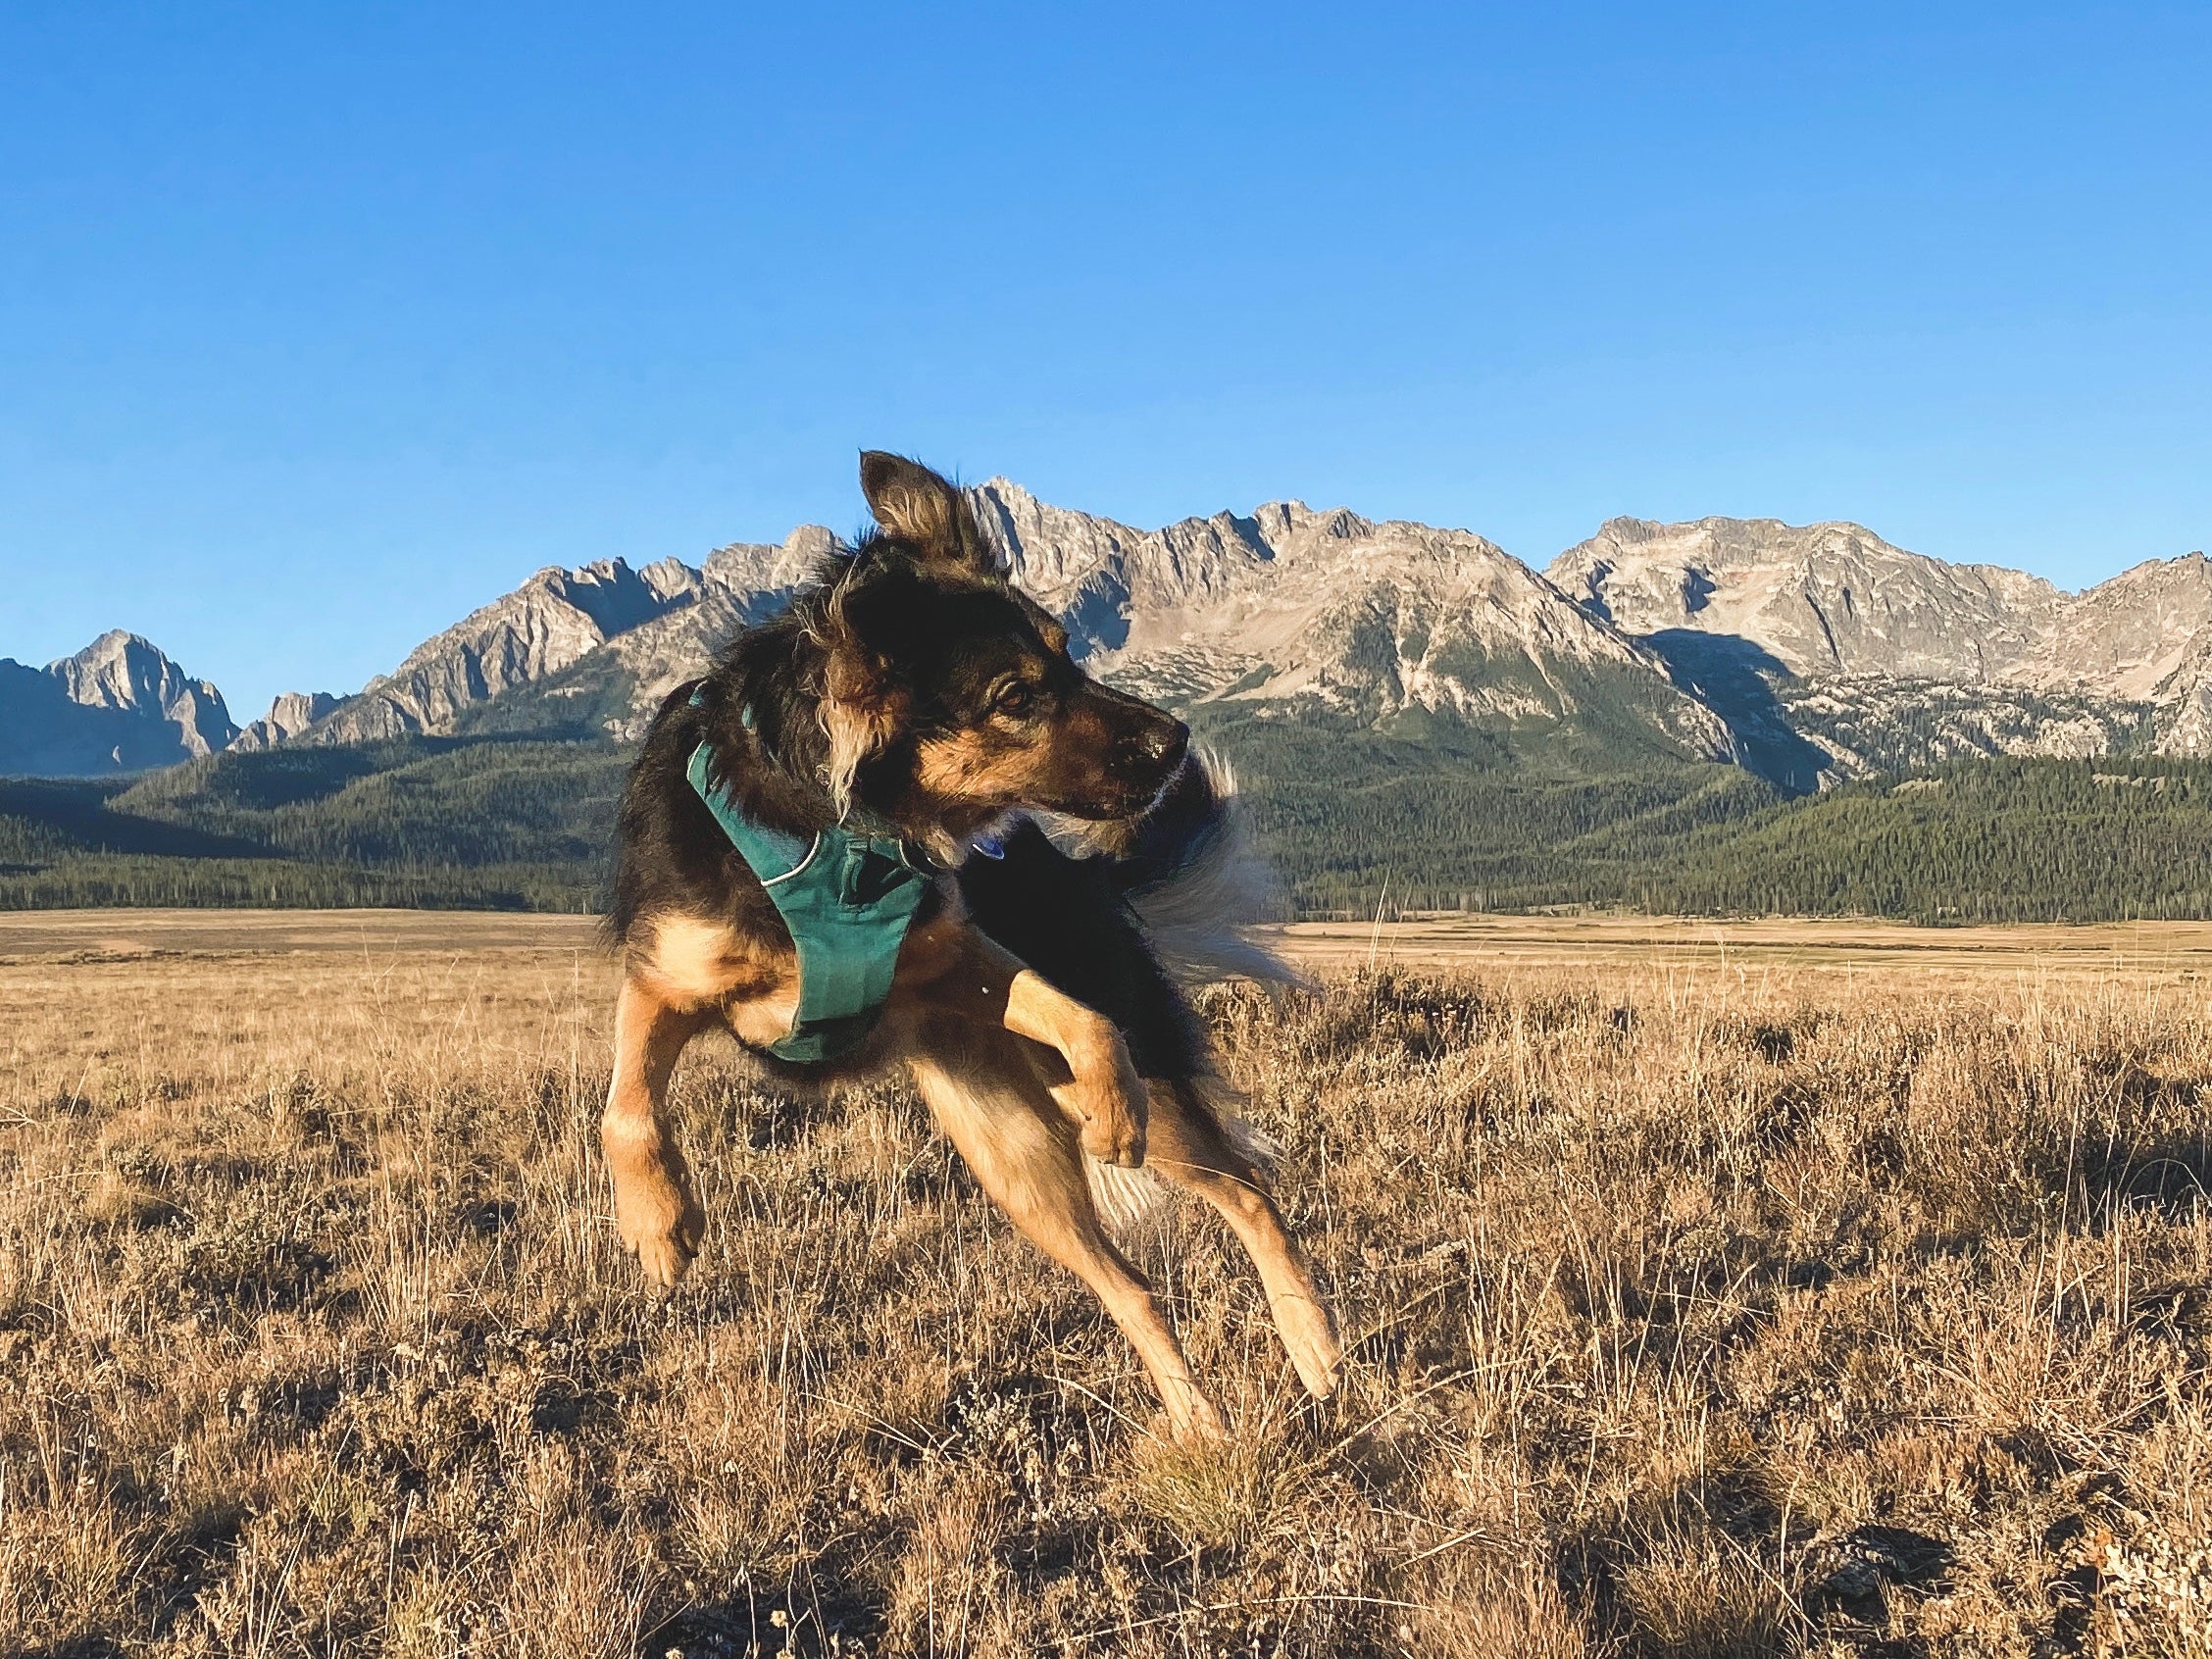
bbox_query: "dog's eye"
[992,681,1036,719]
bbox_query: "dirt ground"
[13,905,2212,984]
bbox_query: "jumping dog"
[602,453,1342,1438]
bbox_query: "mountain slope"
[2008,552,2212,700]
[302,558,701,743]
[1547,517,2065,681]
[233,691,344,751]
[1546,519,2212,770]
[1997,552,2212,753]
[0,632,238,776]
[292,527,833,747]
[428,481,1737,773]
[973,482,1737,767]
[11,484,2209,795]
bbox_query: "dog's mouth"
[1043,758,1189,825]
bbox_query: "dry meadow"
[3,913,2210,1656]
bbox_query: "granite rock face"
[1547,517,2066,681]
[231,691,345,752]
[2007,552,2212,713]
[285,526,838,747]
[301,559,696,745]
[48,630,240,756]
[1550,519,2212,771]
[0,632,238,776]
[227,483,1732,765]
[974,481,1735,759]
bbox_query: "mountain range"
[7,482,2207,788]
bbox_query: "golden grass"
[3,925,2210,1655]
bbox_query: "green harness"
[685,707,931,1065]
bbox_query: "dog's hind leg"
[603,976,710,1288]
[1144,1081,1344,1401]
[906,1028,1224,1443]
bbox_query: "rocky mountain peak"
[639,557,702,602]
[52,628,213,711]
[963,486,1733,759]
[47,630,237,757]
[700,525,834,597]
[2,630,238,774]
[1249,502,1374,548]
[2008,549,2212,703]
[231,691,345,753]
[967,479,1155,647]
[532,558,689,640]
[1549,516,2066,681]
[299,552,724,746]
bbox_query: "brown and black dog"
[603,452,1341,1439]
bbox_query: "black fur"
[955,822,1207,1081]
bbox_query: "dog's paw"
[1080,1106,1147,1169]
[1274,1297,1346,1400]
[614,1174,705,1289]
[1162,1384,1228,1445]
[1066,1051,1150,1167]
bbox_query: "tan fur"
[603,890,1341,1429]
[635,914,750,1003]
[607,900,1156,1285]
[630,913,805,1053]
[1001,966,1146,1165]
[804,573,910,820]
[602,978,709,1286]
[913,729,1054,801]
[904,1022,1223,1441]
[1135,1077,1340,1399]
[1081,1072,1282,1233]
[602,458,1339,1434]
[1070,1071,1337,1398]
[901,1027,1342,1432]
[818,698,880,820]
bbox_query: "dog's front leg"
[920,933,1147,1167]
[1005,967,1149,1168]
[603,976,708,1287]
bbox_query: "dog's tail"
[1111,749,1303,989]
[1083,1074,1285,1236]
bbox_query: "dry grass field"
[4,912,2211,1656]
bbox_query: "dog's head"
[801,452,1188,839]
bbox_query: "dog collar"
[685,693,930,1065]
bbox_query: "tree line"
[13,733,2212,925]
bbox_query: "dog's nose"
[1138,719,1188,772]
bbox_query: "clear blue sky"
[4,3,2208,717]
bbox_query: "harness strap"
[683,711,930,1065]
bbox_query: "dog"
[602,452,1342,1439]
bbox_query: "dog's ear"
[859,451,992,571]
